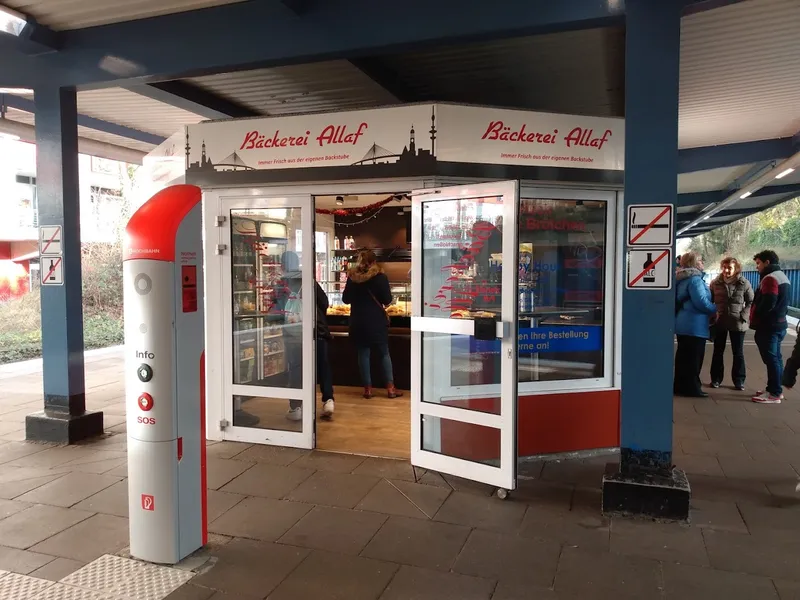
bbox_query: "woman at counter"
[343,250,403,399]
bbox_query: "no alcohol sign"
[626,248,673,290]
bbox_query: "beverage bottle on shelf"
[334,236,340,250]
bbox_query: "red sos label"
[137,416,156,425]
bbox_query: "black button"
[137,363,153,383]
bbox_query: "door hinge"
[215,244,227,255]
[216,215,227,226]
[219,419,230,430]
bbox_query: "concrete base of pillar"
[601,463,690,521]
[26,410,104,444]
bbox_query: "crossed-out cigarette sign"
[627,204,674,246]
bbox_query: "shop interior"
[227,190,609,461]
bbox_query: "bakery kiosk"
[174,102,624,494]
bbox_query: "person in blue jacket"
[674,251,718,397]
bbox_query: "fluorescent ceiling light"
[775,168,795,180]
[0,87,33,94]
[0,6,27,36]
[739,191,752,199]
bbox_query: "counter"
[325,315,411,390]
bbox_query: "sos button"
[138,393,154,412]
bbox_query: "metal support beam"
[0,0,625,89]
[126,80,261,120]
[603,0,688,520]
[675,190,723,209]
[677,138,794,174]
[2,94,165,146]
[26,85,103,443]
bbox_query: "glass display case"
[321,280,411,325]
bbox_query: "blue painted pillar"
[620,0,681,475]
[26,85,103,443]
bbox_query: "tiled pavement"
[0,336,800,599]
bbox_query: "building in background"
[0,136,132,301]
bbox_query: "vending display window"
[517,197,608,383]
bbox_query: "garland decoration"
[315,195,395,216]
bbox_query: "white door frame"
[410,180,519,491]
[206,189,316,448]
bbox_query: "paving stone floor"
[0,335,799,599]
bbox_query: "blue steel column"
[620,0,681,474]
[26,85,103,443]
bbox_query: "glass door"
[410,181,519,493]
[220,194,316,448]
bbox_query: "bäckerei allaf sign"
[435,104,624,171]
[184,103,623,185]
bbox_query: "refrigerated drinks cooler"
[231,216,289,385]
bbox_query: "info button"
[137,363,153,383]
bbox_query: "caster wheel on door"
[495,488,509,500]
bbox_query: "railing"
[742,269,800,309]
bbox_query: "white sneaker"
[286,407,303,421]
[752,392,782,404]
[321,399,334,419]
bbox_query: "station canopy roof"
[0,0,797,237]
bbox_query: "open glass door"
[219,194,316,448]
[411,181,519,493]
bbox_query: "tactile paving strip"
[0,572,54,600]
[60,554,194,600]
[28,584,113,600]
[61,555,146,593]
[105,566,193,600]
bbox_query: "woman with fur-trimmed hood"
[342,249,403,399]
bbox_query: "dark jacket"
[675,267,717,338]
[750,264,790,332]
[710,274,754,332]
[342,263,392,346]
[784,323,800,389]
[315,282,331,340]
[273,274,330,340]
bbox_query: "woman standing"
[343,250,403,399]
[674,252,718,398]
[709,258,754,391]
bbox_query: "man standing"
[750,250,791,404]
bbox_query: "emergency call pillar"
[123,185,206,564]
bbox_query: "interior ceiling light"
[335,196,344,206]
[0,87,33,94]
[739,191,752,199]
[775,168,795,180]
[0,6,27,36]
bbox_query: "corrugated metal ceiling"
[77,88,203,138]
[679,0,800,149]
[361,27,625,117]
[189,60,400,116]
[2,0,246,30]
[677,165,756,194]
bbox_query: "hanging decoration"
[315,194,396,216]
[334,207,387,228]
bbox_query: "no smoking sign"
[627,204,674,246]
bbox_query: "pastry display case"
[321,280,411,327]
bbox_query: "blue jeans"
[357,344,394,387]
[754,329,787,396]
